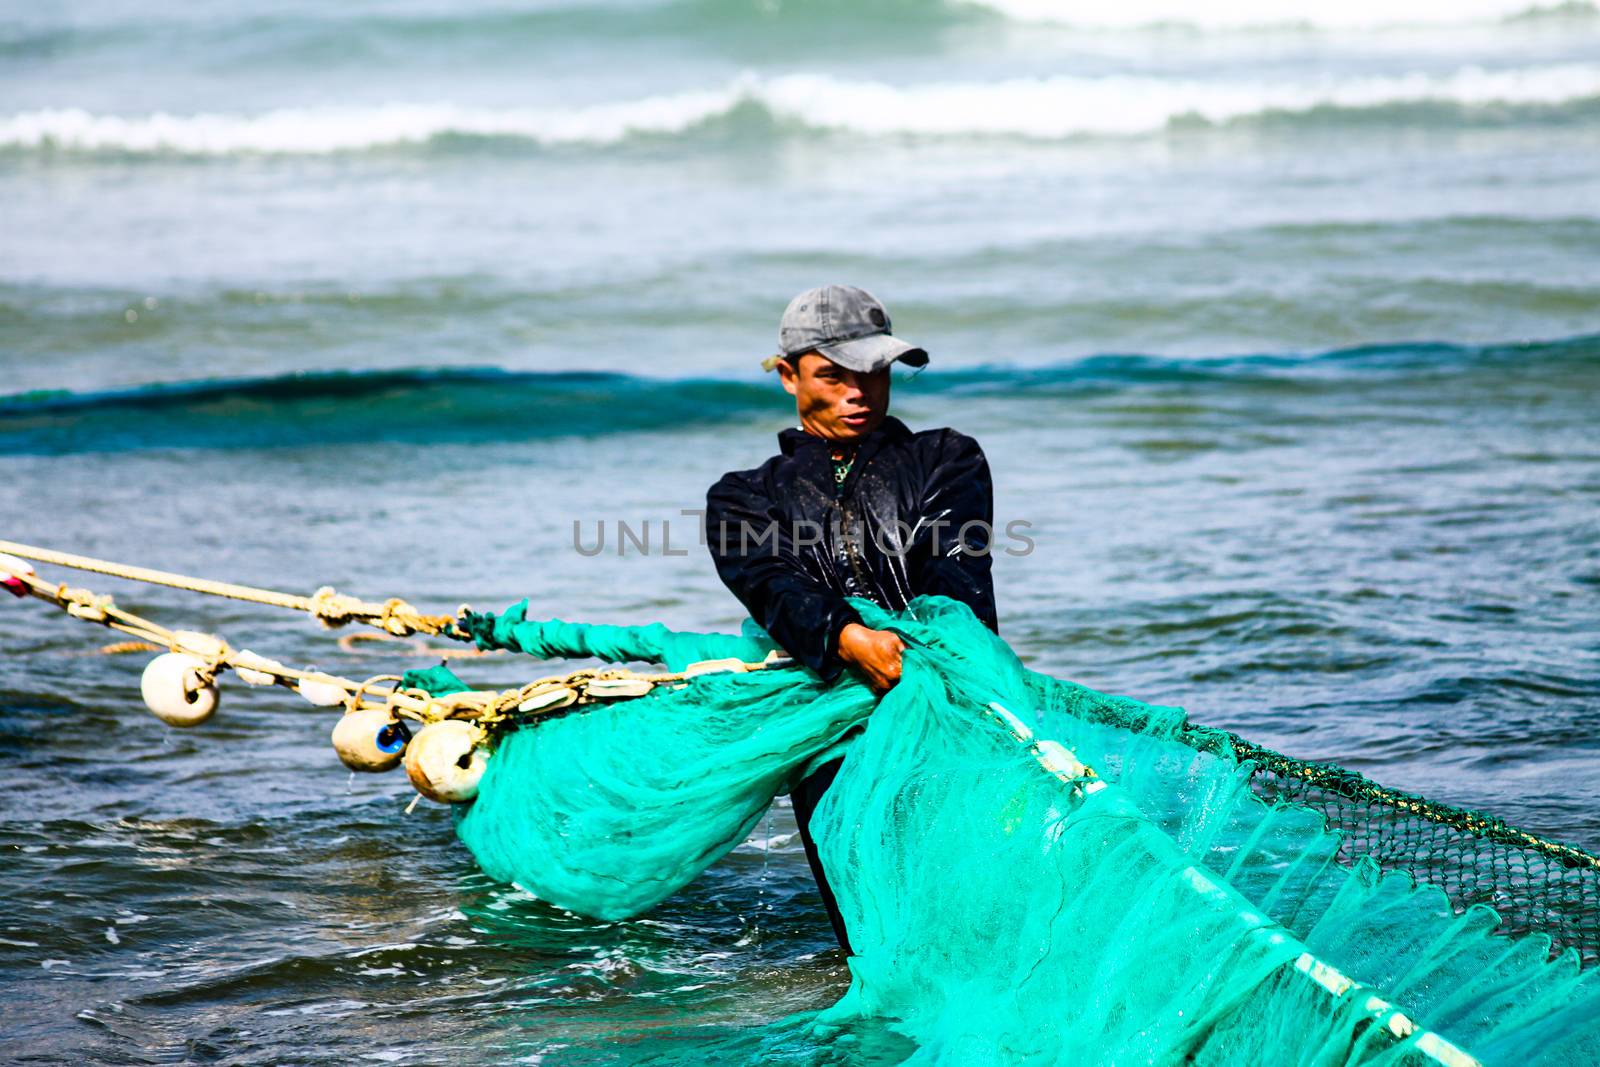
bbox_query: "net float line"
[0,552,782,728]
[96,633,500,661]
[3,553,385,710]
[0,538,461,638]
[0,551,790,801]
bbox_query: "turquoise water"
[2,2,1599,1063]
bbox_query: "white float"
[683,657,747,678]
[140,652,220,727]
[404,720,486,803]
[297,673,349,707]
[331,708,410,772]
[587,677,654,700]
[233,649,286,687]
[171,630,227,661]
[518,687,577,713]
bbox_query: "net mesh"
[1215,736,1599,967]
[1021,690,1600,967]
[443,595,1600,1064]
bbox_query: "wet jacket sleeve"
[705,476,862,681]
[911,431,999,632]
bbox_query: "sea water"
[1,1,1598,1062]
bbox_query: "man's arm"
[705,476,862,682]
[910,430,999,631]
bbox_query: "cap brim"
[814,333,929,373]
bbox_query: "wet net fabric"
[454,612,874,919]
[458,597,779,670]
[449,596,1600,1065]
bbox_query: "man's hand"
[837,623,905,692]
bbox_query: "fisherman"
[705,285,998,954]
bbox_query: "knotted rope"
[0,550,781,736]
[0,539,458,638]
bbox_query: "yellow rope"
[0,539,457,637]
[337,632,431,655]
[98,640,163,655]
[335,631,503,659]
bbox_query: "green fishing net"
[445,596,1600,1065]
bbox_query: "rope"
[99,640,163,655]
[0,539,458,638]
[0,559,779,738]
[336,631,503,659]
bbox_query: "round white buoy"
[140,652,220,727]
[331,708,410,772]
[403,720,486,803]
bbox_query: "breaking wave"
[4,64,1598,156]
[5,0,1592,56]
[958,0,1596,29]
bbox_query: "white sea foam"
[760,64,1600,138]
[957,0,1593,30]
[0,90,744,155]
[3,64,1597,154]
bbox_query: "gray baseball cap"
[764,285,929,373]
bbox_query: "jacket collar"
[777,414,912,457]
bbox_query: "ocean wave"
[0,93,741,155]
[0,369,780,454]
[958,0,1597,30]
[3,335,1594,455]
[4,64,1597,156]
[4,0,1591,58]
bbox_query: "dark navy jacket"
[705,415,998,681]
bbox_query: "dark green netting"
[445,596,1600,1064]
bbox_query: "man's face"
[778,352,891,442]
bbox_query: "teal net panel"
[446,596,1600,1065]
